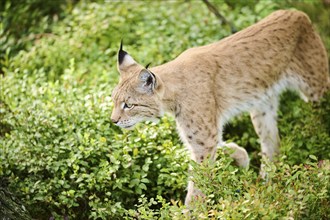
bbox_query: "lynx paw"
[223,142,250,168]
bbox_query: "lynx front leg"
[184,138,218,206]
[176,115,218,206]
[250,97,280,177]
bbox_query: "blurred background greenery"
[0,0,329,219]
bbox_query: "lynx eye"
[123,103,134,110]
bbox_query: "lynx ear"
[118,40,136,72]
[138,69,156,94]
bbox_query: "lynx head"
[111,42,164,129]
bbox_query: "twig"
[201,0,237,34]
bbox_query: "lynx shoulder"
[111,10,329,205]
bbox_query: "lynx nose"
[111,118,119,124]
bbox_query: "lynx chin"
[111,10,329,205]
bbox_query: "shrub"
[0,0,78,74]
[0,63,188,218]
[127,152,330,219]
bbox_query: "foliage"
[0,66,188,218]
[0,0,79,74]
[127,152,330,220]
[0,0,329,219]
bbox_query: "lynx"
[111,10,329,205]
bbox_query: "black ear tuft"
[145,63,151,69]
[118,39,128,65]
[120,39,123,51]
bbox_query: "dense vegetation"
[0,0,329,219]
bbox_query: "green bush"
[0,0,329,219]
[127,152,330,219]
[0,65,188,218]
[0,0,78,74]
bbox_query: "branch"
[201,0,237,34]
